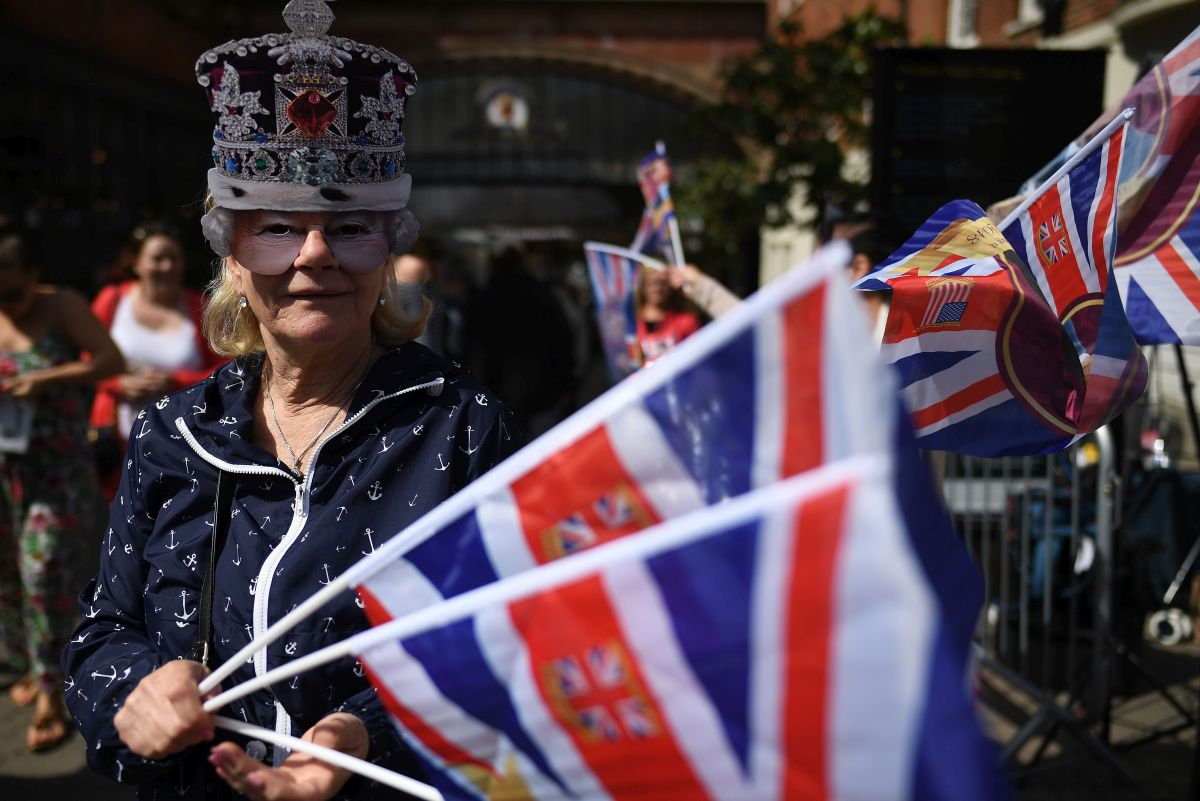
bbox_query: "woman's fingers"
[210,713,370,801]
[114,660,214,759]
[209,743,280,801]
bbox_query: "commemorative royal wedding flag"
[857,114,1146,455]
[1109,26,1200,344]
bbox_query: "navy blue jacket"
[63,343,521,799]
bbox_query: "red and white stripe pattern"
[887,329,1012,439]
[1115,234,1200,343]
[918,278,973,329]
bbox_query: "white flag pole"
[202,456,883,712]
[658,140,688,267]
[212,716,444,801]
[998,108,1133,231]
[200,240,852,697]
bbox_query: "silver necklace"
[264,372,352,476]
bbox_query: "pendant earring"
[238,296,249,309]
[378,296,386,307]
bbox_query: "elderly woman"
[62,5,519,800]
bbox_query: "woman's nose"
[294,229,337,268]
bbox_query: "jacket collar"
[180,342,455,466]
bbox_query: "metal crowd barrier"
[940,427,1197,785]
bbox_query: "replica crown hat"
[195,0,417,213]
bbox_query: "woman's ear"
[228,260,245,296]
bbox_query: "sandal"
[8,676,37,707]
[26,693,71,752]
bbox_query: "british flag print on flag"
[352,456,1006,801]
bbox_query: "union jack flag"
[1039,213,1071,264]
[1001,114,1147,432]
[584,242,656,381]
[351,456,1006,801]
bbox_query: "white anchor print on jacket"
[63,343,521,797]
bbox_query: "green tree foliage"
[676,10,906,279]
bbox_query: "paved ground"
[0,683,132,799]
[0,641,1195,800]
[980,650,1198,801]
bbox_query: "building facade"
[0,0,766,290]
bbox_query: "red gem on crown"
[287,91,337,136]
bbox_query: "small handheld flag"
[631,141,686,266]
[583,242,662,381]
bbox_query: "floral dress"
[0,328,104,690]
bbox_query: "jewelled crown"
[195,0,417,212]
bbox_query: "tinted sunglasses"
[230,214,389,275]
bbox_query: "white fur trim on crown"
[207,169,412,212]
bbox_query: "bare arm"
[4,288,125,398]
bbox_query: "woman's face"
[229,210,388,349]
[0,266,38,322]
[642,268,671,306]
[134,234,184,288]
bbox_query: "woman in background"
[89,223,225,496]
[0,232,123,750]
[636,265,700,365]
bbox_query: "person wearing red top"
[635,265,701,365]
[90,223,226,496]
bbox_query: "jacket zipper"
[173,374,444,753]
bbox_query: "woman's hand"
[666,264,702,291]
[118,368,172,401]
[0,371,43,398]
[114,660,215,760]
[209,712,369,801]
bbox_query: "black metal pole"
[1174,344,1200,463]
[1177,344,1200,801]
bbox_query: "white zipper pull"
[292,482,304,517]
